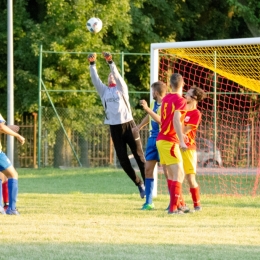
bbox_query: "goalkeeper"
[88,52,146,198]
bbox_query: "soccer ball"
[86,17,102,33]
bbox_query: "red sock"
[190,187,201,207]
[178,187,186,207]
[167,179,173,192]
[169,181,182,212]
[2,182,9,204]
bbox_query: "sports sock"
[169,181,181,212]
[178,186,186,207]
[2,181,9,205]
[167,179,173,192]
[190,186,201,207]
[145,178,154,205]
[0,179,2,207]
[8,178,18,210]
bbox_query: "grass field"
[1,167,260,260]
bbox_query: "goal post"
[150,37,260,197]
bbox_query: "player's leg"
[157,140,184,214]
[128,121,146,183]
[167,163,185,214]
[141,137,158,210]
[2,173,9,210]
[0,151,19,215]
[141,160,157,210]
[183,150,201,211]
[2,166,19,215]
[0,172,5,214]
[110,124,145,198]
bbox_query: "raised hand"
[102,52,112,62]
[88,53,97,63]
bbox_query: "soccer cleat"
[0,206,6,215]
[138,184,145,199]
[6,208,20,215]
[168,210,184,215]
[194,206,202,211]
[141,203,154,210]
[178,205,191,213]
[3,203,9,211]
[165,204,170,211]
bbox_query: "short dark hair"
[170,73,183,89]
[151,81,167,96]
[190,85,206,102]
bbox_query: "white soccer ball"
[86,17,103,33]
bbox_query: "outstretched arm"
[0,123,25,145]
[103,52,128,96]
[88,53,107,97]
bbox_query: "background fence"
[1,106,259,169]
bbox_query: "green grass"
[1,167,260,260]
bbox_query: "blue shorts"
[145,136,160,161]
[0,151,12,171]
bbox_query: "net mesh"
[157,46,260,196]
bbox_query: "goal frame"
[150,37,260,197]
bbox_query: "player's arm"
[0,123,25,145]
[173,111,187,150]
[103,52,128,96]
[136,115,149,131]
[140,99,161,124]
[88,53,107,96]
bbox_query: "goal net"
[150,37,260,197]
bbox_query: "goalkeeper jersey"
[157,93,186,143]
[0,114,6,152]
[89,62,133,125]
[184,109,201,150]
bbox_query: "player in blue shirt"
[133,81,168,210]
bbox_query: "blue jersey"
[149,100,161,138]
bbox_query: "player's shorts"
[145,136,160,161]
[156,140,182,165]
[181,149,197,174]
[0,151,12,171]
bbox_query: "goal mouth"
[151,37,260,197]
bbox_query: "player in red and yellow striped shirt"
[156,73,187,215]
[181,85,206,212]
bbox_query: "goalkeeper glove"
[88,53,97,65]
[102,52,113,64]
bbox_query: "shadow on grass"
[2,243,260,260]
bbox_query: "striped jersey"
[157,93,186,143]
[184,109,201,150]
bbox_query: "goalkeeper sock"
[169,181,181,212]
[2,181,9,205]
[8,178,18,210]
[145,178,154,205]
[190,187,201,207]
